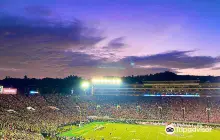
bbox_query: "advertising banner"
[3,88,17,94]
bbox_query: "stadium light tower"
[81,81,90,95]
[76,106,82,127]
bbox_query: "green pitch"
[58,122,220,140]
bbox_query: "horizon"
[1,71,220,81]
[0,0,220,79]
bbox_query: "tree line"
[0,71,219,94]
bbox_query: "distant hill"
[122,71,220,84]
[0,71,219,94]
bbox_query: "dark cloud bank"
[0,14,219,78]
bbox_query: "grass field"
[58,122,220,140]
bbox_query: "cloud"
[120,50,220,69]
[103,37,126,49]
[212,67,220,70]
[0,14,219,78]
[0,15,104,50]
[25,5,53,17]
[0,15,104,53]
[63,51,108,67]
[58,66,175,78]
[0,14,106,78]
[0,68,22,71]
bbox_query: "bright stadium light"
[81,81,90,89]
[112,79,116,84]
[91,77,122,85]
[104,79,108,83]
[92,78,98,83]
[101,79,105,83]
[117,79,122,84]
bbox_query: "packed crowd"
[0,94,220,139]
[80,96,220,123]
[0,94,80,139]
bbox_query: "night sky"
[0,0,220,79]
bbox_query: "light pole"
[91,85,94,95]
[76,105,82,127]
[181,107,185,120]
[81,81,90,95]
[158,106,162,120]
[78,81,90,127]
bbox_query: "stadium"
[0,73,220,140]
[1,0,220,139]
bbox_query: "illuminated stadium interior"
[0,76,220,139]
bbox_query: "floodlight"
[92,78,98,83]
[112,79,116,84]
[91,77,122,85]
[97,79,101,83]
[100,79,105,83]
[117,79,122,84]
[104,79,108,83]
[92,78,103,84]
[91,79,95,83]
[81,81,90,89]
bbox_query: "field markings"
[112,136,121,139]
[59,122,219,139]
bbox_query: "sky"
[0,0,220,79]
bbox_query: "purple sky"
[0,0,220,79]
